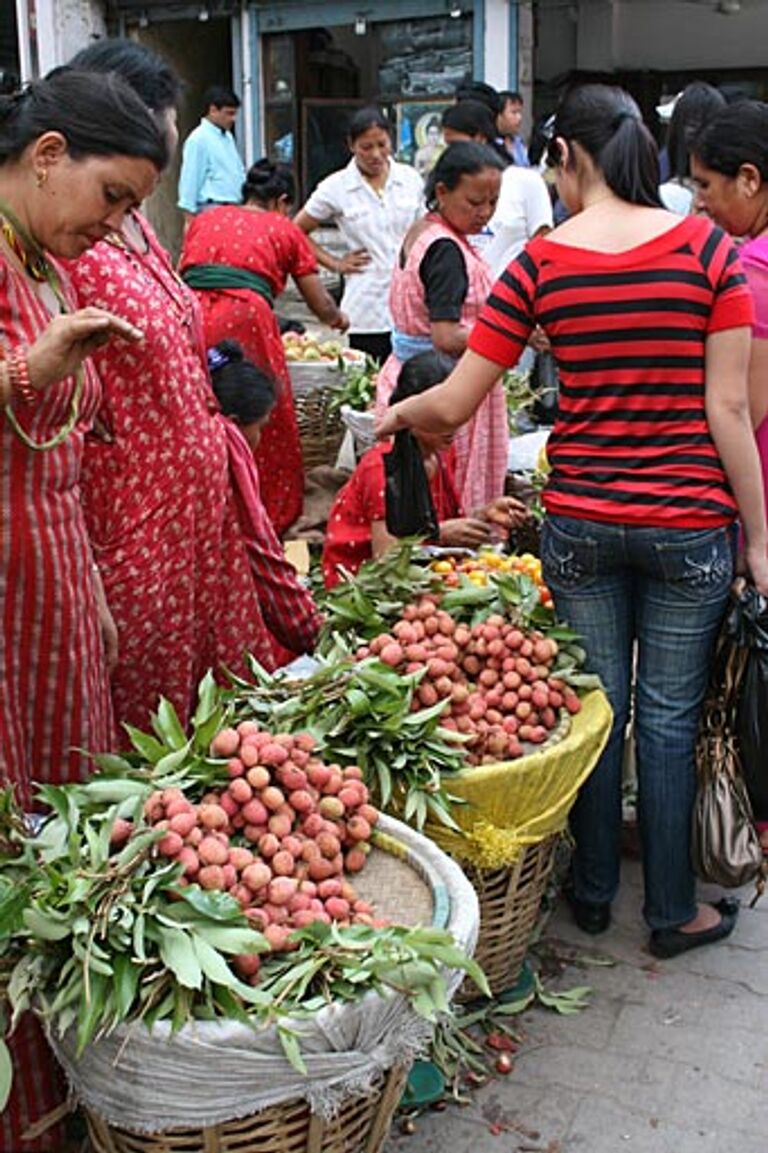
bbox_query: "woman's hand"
[744,542,768,597]
[92,565,119,673]
[478,496,530,531]
[26,309,143,391]
[330,311,350,333]
[438,517,494,548]
[375,404,408,440]
[338,249,370,275]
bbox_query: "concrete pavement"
[386,856,768,1153]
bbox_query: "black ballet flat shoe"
[562,884,611,935]
[649,898,740,960]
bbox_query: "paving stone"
[383,856,768,1153]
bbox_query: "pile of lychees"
[355,597,581,765]
[110,724,380,971]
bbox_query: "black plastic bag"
[530,351,559,425]
[384,430,438,540]
[727,582,768,820]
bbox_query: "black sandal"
[649,898,739,959]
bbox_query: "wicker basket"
[458,834,560,1000]
[85,1064,409,1153]
[54,815,478,1153]
[289,362,346,470]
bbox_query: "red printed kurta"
[322,442,461,587]
[1,252,112,1149]
[375,217,509,512]
[179,206,316,535]
[70,214,282,734]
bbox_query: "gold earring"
[35,169,48,188]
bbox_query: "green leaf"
[152,698,188,750]
[192,924,267,955]
[158,928,203,990]
[0,1037,12,1112]
[193,671,220,728]
[122,725,168,764]
[112,953,140,1020]
[172,886,245,922]
[277,1025,308,1075]
[23,907,71,941]
[191,935,239,988]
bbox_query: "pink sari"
[740,234,768,516]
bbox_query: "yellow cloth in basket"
[425,689,613,870]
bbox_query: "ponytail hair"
[548,84,661,208]
[242,158,295,206]
[0,69,168,169]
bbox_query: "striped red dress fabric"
[1,258,111,1147]
[469,215,755,528]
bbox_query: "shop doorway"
[262,14,473,200]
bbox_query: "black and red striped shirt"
[469,215,754,528]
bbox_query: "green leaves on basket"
[316,541,436,657]
[224,655,468,832]
[0,777,483,1081]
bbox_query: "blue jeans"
[541,516,734,930]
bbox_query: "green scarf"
[180,263,275,308]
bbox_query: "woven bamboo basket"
[289,362,346,470]
[53,816,478,1153]
[457,834,560,1000]
[85,1064,409,1153]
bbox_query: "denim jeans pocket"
[653,526,733,603]
[541,516,600,590]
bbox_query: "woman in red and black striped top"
[376,84,768,960]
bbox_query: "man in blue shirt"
[178,85,246,226]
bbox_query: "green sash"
[181,263,275,308]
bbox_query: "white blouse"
[302,158,424,333]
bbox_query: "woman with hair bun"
[378,83,768,960]
[180,157,348,534]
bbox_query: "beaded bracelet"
[7,346,36,404]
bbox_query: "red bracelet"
[8,347,36,404]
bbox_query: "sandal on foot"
[649,898,739,959]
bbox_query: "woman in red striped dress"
[0,72,167,1151]
[378,85,768,961]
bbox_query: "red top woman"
[179,159,348,534]
[68,40,321,737]
[0,69,167,1153]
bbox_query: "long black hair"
[0,69,168,169]
[68,37,182,115]
[547,83,661,208]
[691,100,768,181]
[242,158,295,206]
[424,141,504,210]
[208,340,275,425]
[390,350,457,405]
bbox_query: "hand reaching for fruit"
[478,496,530,532]
[439,517,495,549]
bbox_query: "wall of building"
[34,0,106,75]
[536,0,768,82]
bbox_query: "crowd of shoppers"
[3,34,768,1149]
